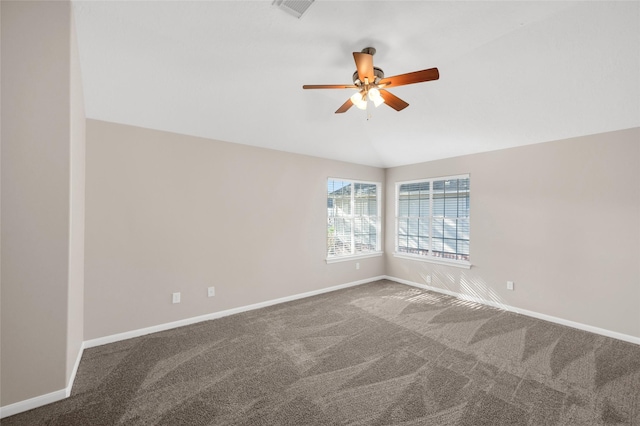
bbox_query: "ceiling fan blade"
[303,84,358,89]
[379,90,409,111]
[335,98,354,114]
[379,68,439,88]
[353,52,374,83]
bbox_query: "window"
[396,175,470,267]
[327,179,382,261]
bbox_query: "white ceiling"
[73,1,639,168]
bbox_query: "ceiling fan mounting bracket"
[361,47,376,56]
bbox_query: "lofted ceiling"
[73,1,639,168]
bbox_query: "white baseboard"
[0,343,84,419]
[66,342,86,397]
[84,275,386,349]
[0,342,84,419]
[0,388,67,419]
[0,341,86,419]
[384,275,640,346]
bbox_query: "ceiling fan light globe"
[368,88,384,107]
[350,91,368,110]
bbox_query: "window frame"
[326,177,383,263]
[394,174,471,269]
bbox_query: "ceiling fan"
[303,47,439,114]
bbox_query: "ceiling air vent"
[272,0,315,19]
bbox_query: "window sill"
[326,252,383,264]
[393,252,472,269]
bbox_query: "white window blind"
[327,179,381,259]
[396,175,470,263]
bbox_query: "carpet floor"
[3,279,640,425]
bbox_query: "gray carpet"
[3,280,640,425]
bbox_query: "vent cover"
[272,0,315,19]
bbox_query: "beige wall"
[1,0,85,407]
[85,123,639,341]
[385,128,640,338]
[84,120,385,339]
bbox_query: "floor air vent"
[272,0,315,19]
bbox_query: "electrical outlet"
[356,262,360,270]
[208,286,215,297]
[172,292,181,303]
[507,281,514,290]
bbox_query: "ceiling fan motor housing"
[352,67,385,86]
